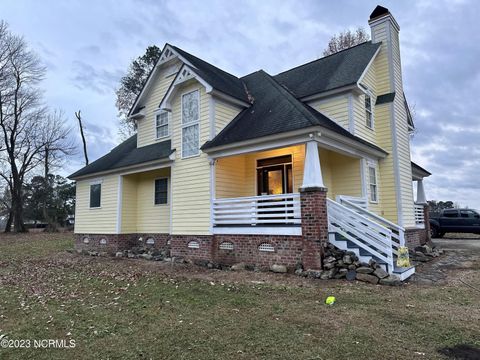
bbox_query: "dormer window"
[156,111,169,139]
[365,93,374,129]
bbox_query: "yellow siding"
[74,175,118,234]
[136,59,181,147]
[121,175,137,233]
[354,62,377,145]
[309,96,350,129]
[170,83,211,235]
[216,155,249,198]
[215,99,242,136]
[135,168,171,233]
[329,152,362,199]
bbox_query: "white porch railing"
[212,193,301,227]
[337,197,405,256]
[327,199,395,270]
[414,203,425,227]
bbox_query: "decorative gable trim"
[128,44,196,118]
[159,64,213,111]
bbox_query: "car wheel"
[430,225,440,238]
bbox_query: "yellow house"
[70,6,430,280]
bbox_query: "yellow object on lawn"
[325,296,336,305]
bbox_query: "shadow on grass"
[438,344,480,360]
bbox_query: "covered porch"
[210,139,374,235]
[412,162,432,229]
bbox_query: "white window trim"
[154,109,171,140]
[365,91,374,130]
[153,177,169,206]
[368,165,378,204]
[181,89,201,159]
[89,182,102,209]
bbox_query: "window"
[460,210,478,218]
[443,210,459,218]
[365,93,373,129]
[154,178,168,205]
[155,111,169,139]
[90,183,101,208]
[181,90,200,158]
[368,166,378,203]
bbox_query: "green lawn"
[0,233,478,359]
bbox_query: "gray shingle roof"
[274,41,381,99]
[69,135,173,179]
[169,44,249,103]
[202,70,386,155]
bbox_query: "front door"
[256,155,293,195]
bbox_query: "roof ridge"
[259,70,320,127]
[169,44,242,83]
[274,41,374,77]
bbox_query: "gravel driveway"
[410,237,480,285]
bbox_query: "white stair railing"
[327,199,394,271]
[337,197,406,256]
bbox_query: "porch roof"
[201,70,387,156]
[411,161,431,180]
[68,135,174,180]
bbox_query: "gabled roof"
[69,135,174,179]
[202,70,386,155]
[274,41,381,99]
[168,45,250,104]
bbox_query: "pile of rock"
[296,243,402,286]
[115,245,171,261]
[409,244,443,263]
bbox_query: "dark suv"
[429,209,480,238]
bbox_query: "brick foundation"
[75,233,170,254]
[405,227,429,248]
[213,234,303,269]
[300,187,328,269]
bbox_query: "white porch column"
[301,141,324,189]
[416,179,427,204]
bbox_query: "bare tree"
[323,27,370,56]
[75,110,89,165]
[0,21,73,232]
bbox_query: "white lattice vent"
[83,237,90,244]
[99,238,107,245]
[219,242,234,250]
[258,243,275,252]
[187,241,200,249]
[146,238,155,245]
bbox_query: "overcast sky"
[2,0,479,208]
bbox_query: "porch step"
[392,265,415,281]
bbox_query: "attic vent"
[258,243,275,252]
[219,242,234,250]
[187,240,200,249]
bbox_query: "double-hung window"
[181,90,200,158]
[368,166,378,203]
[155,111,169,139]
[365,93,373,129]
[90,183,101,208]
[154,178,168,205]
